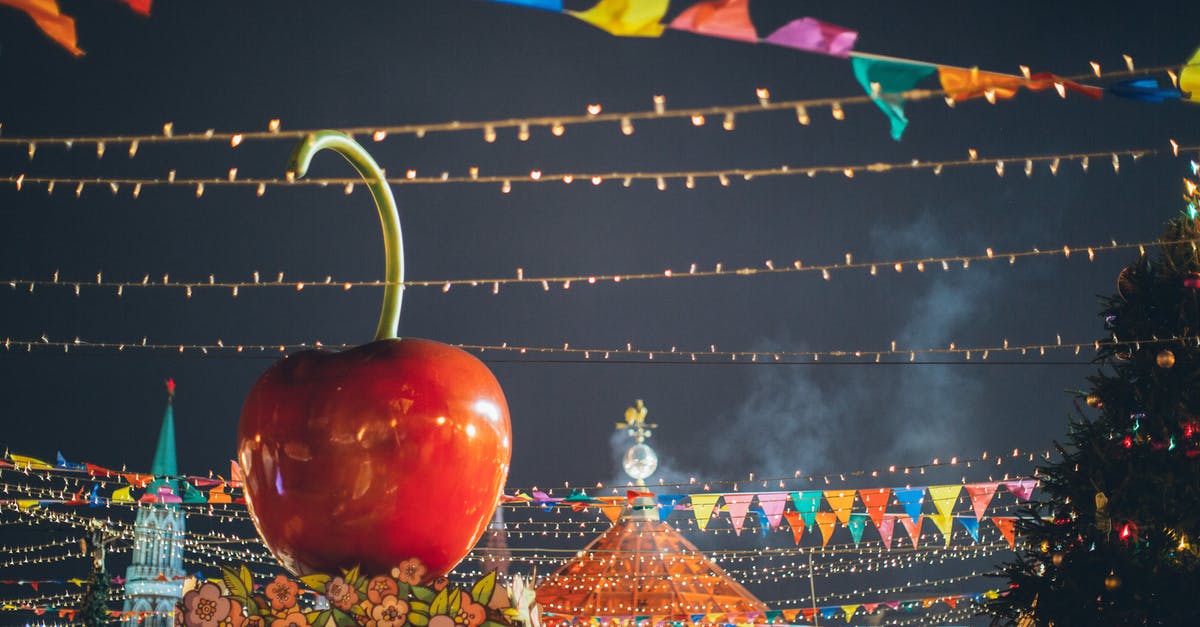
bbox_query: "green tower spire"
[150,379,177,478]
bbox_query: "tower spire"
[150,379,177,478]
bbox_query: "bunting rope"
[0,63,1178,150]
[2,237,1179,298]
[7,143,1192,199]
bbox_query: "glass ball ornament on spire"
[616,400,658,484]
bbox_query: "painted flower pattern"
[455,592,487,627]
[268,575,300,612]
[326,576,360,611]
[369,594,410,627]
[270,612,310,627]
[184,582,232,627]
[367,576,399,605]
[222,600,246,627]
[392,558,427,585]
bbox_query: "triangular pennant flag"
[121,0,151,15]
[9,454,53,470]
[859,488,891,528]
[800,608,817,622]
[567,0,668,37]
[690,494,721,531]
[780,609,799,623]
[668,0,756,43]
[723,493,754,535]
[814,511,837,547]
[840,605,858,623]
[207,484,232,505]
[763,17,857,58]
[823,489,857,525]
[791,491,822,528]
[782,510,805,545]
[964,482,998,520]
[489,0,563,11]
[110,486,133,502]
[929,510,954,546]
[1108,78,1184,103]
[898,515,923,548]
[846,514,868,546]
[893,487,925,524]
[938,66,1024,102]
[1026,72,1103,99]
[957,516,981,543]
[600,504,624,523]
[944,596,957,609]
[1183,46,1200,102]
[752,508,770,538]
[850,54,937,140]
[1003,479,1037,501]
[927,485,962,519]
[657,494,684,521]
[992,517,1016,548]
[1,0,84,56]
[757,492,788,529]
[860,603,878,615]
[820,608,839,622]
[877,515,896,549]
[627,489,653,504]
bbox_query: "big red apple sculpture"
[238,131,512,580]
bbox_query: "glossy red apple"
[237,131,512,579]
[238,338,511,578]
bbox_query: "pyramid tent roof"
[535,500,768,621]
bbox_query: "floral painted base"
[178,560,538,627]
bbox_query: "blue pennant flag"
[893,487,926,524]
[657,494,684,521]
[489,0,563,11]
[1108,78,1183,103]
[957,516,981,543]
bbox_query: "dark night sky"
[1,0,1199,619]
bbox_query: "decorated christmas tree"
[988,213,1200,625]
[77,531,111,627]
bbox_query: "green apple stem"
[287,131,403,341]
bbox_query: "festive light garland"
[6,144,1190,199]
[0,62,1175,150]
[2,236,1181,298]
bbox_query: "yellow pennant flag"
[927,485,961,518]
[823,489,856,525]
[929,511,954,546]
[1182,46,1200,102]
[840,605,858,623]
[111,486,134,502]
[9,454,53,470]
[568,0,668,37]
[690,494,721,530]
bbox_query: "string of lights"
[0,61,1175,150]
[7,144,1193,199]
[3,236,1180,298]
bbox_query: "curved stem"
[287,131,403,341]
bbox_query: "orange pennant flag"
[898,515,923,548]
[992,516,1017,548]
[814,511,837,547]
[782,510,805,545]
[207,483,232,504]
[0,0,83,56]
[859,488,891,528]
[599,504,624,523]
[937,66,1024,102]
[823,489,856,525]
[668,0,757,43]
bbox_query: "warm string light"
[0,62,1176,152]
[6,144,1186,197]
[5,236,1177,297]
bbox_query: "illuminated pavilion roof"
[535,498,769,622]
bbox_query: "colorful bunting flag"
[849,54,936,140]
[1108,78,1183,102]
[9,454,53,470]
[957,516,981,543]
[656,494,684,521]
[814,511,837,547]
[1183,46,1200,102]
[763,17,857,58]
[898,515,923,548]
[111,486,133,503]
[846,513,868,546]
[568,0,668,37]
[992,516,1016,548]
[790,491,822,528]
[859,487,891,528]
[1003,478,1037,501]
[756,492,787,529]
[927,485,961,519]
[937,66,1025,102]
[893,487,925,524]
[121,0,151,15]
[600,504,623,523]
[782,510,805,544]
[840,605,858,623]
[877,515,896,549]
[964,482,998,520]
[690,494,721,531]
[723,493,754,535]
[490,0,562,11]
[0,0,83,56]
[823,489,856,524]
[668,0,757,43]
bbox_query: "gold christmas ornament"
[1105,570,1122,590]
[1040,540,1051,553]
[1157,349,1176,369]
[1086,394,1103,408]
[1052,552,1064,567]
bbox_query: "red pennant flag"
[800,608,817,622]
[859,487,891,528]
[782,510,805,545]
[121,0,151,15]
[0,0,83,56]
[964,482,998,520]
[944,596,957,609]
[668,0,757,43]
[992,516,1017,548]
[626,489,653,504]
[898,515,923,548]
[84,463,117,477]
[860,603,878,614]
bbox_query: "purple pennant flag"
[764,17,857,58]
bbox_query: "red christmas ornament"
[238,132,512,579]
[1184,272,1200,289]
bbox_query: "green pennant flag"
[850,54,936,140]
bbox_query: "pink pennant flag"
[723,493,755,535]
[1004,479,1037,501]
[763,17,857,58]
[668,0,757,43]
[756,492,788,529]
[877,515,896,549]
[898,515,923,548]
[964,483,999,520]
